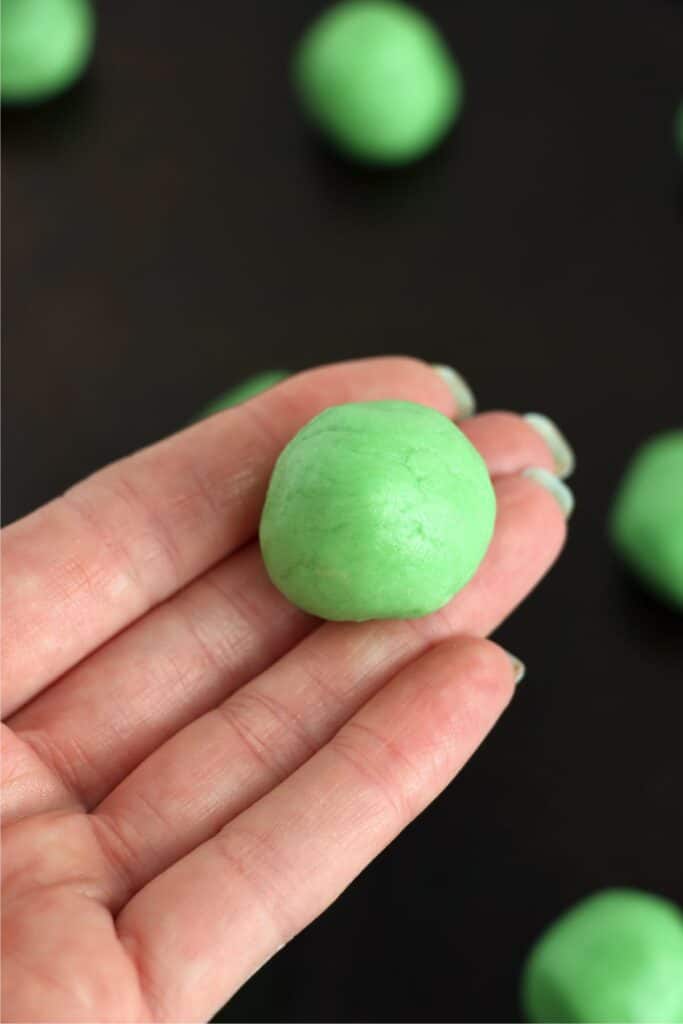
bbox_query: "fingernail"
[503,650,527,685]
[432,364,477,419]
[524,413,576,479]
[523,466,575,519]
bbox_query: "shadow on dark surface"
[2,73,99,150]
[297,120,464,214]
[611,563,683,641]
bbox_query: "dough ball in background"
[521,888,683,1024]
[1,0,95,105]
[195,370,289,420]
[609,430,683,612]
[292,0,463,165]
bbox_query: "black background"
[3,2,683,1021]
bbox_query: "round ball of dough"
[292,0,463,165]
[259,401,495,621]
[521,889,683,1023]
[1,0,95,104]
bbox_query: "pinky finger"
[116,637,521,1022]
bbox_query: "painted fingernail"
[524,413,576,479]
[503,650,527,685]
[523,466,575,519]
[432,364,477,419]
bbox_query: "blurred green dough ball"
[259,401,495,621]
[197,371,289,419]
[609,430,683,611]
[292,0,463,164]
[1,0,95,104]
[521,889,683,1023]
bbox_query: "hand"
[2,358,567,1023]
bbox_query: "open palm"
[2,358,567,1023]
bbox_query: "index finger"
[1,357,458,716]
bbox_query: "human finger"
[2,357,457,716]
[115,637,518,1022]
[11,414,559,817]
[93,471,567,908]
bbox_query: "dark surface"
[3,2,683,1021]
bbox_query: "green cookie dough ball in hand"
[259,400,495,621]
[197,371,288,419]
[1,0,95,104]
[292,0,463,165]
[521,889,683,1023]
[609,430,683,611]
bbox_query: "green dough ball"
[1,0,95,104]
[196,371,289,419]
[292,0,463,165]
[609,430,683,611]
[259,400,495,621]
[521,889,683,1023]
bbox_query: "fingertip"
[461,412,558,478]
[464,637,520,707]
[431,365,477,419]
[425,635,518,713]
[522,467,575,520]
[494,473,569,552]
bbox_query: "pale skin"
[1,358,566,1023]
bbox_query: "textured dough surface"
[609,430,683,611]
[292,0,463,164]
[259,400,495,621]
[1,0,94,103]
[521,889,683,1023]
